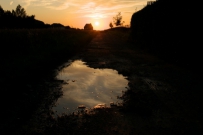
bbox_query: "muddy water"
[52,60,128,115]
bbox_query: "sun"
[95,21,99,26]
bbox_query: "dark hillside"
[130,0,200,73]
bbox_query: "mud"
[20,29,203,135]
[75,30,203,134]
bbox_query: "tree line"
[0,4,70,29]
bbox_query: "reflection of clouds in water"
[53,60,128,114]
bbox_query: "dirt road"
[18,30,202,135]
[76,30,203,134]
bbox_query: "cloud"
[21,0,38,9]
[47,1,79,10]
[10,1,13,5]
[21,0,79,10]
[20,0,150,14]
[73,0,149,18]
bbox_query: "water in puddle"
[52,60,128,115]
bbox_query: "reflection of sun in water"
[95,21,99,26]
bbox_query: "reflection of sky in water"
[52,60,128,115]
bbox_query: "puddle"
[52,60,128,116]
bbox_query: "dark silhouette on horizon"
[0,4,70,29]
[84,23,93,30]
[109,22,113,28]
[113,12,125,26]
[0,5,46,29]
[130,0,201,72]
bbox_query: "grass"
[1,27,202,135]
[0,29,96,71]
[0,28,97,80]
[0,28,97,134]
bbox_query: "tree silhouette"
[0,4,51,29]
[113,12,125,26]
[14,5,27,18]
[0,5,4,17]
[4,10,12,16]
[84,23,93,30]
[109,22,113,28]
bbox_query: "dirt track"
[18,30,202,135]
[76,30,203,134]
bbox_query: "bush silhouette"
[109,22,113,28]
[84,23,93,30]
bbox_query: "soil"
[76,30,203,135]
[14,29,203,135]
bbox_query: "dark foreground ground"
[2,29,203,135]
[76,30,203,135]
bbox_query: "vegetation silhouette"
[84,23,93,30]
[128,1,202,134]
[0,4,70,29]
[109,22,113,28]
[0,4,46,29]
[0,28,97,134]
[130,0,200,72]
[113,12,125,26]
[1,1,202,134]
[13,5,27,18]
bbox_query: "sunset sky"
[1,0,154,30]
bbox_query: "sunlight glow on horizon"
[95,21,99,26]
[1,0,155,30]
[94,21,100,29]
